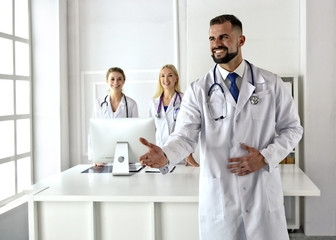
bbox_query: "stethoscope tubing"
[100,94,129,118]
[156,92,182,118]
[209,60,259,105]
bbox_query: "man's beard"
[211,47,238,64]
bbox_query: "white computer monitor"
[89,118,155,175]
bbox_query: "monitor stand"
[112,142,130,176]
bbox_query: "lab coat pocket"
[262,169,284,212]
[250,90,273,121]
[199,176,224,219]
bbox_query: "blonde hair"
[154,64,182,98]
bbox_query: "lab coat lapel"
[166,93,175,113]
[236,71,255,116]
[216,70,237,107]
[224,84,237,107]
[160,101,171,135]
[114,96,126,118]
[104,94,114,118]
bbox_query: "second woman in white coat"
[92,67,138,119]
[149,64,198,166]
[90,67,138,166]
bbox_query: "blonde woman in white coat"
[90,67,138,166]
[149,64,198,167]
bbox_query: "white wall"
[303,0,336,236]
[68,0,302,165]
[32,0,69,182]
[186,0,300,82]
[68,0,187,165]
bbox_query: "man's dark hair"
[210,14,243,34]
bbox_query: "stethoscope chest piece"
[249,95,260,105]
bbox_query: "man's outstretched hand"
[139,137,168,168]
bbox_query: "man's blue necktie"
[227,72,239,102]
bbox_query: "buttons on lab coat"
[242,186,249,213]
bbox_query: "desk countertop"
[280,164,320,196]
[31,164,320,202]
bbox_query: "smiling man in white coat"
[139,14,303,240]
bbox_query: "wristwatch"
[159,153,170,175]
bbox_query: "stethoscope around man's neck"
[155,92,182,119]
[210,60,260,105]
[101,94,129,117]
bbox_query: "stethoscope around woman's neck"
[101,94,129,117]
[155,92,182,118]
[211,60,260,105]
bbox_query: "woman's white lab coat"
[162,61,303,240]
[149,92,182,148]
[92,94,138,118]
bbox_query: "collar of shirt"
[217,60,246,90]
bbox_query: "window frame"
[0,0,33,203]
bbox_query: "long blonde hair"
[154,64,182,98]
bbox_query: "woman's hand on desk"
[139,137,168,168]
[185,154,199,167]
[94,163,106,167]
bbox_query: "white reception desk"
[28,164,320,240]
